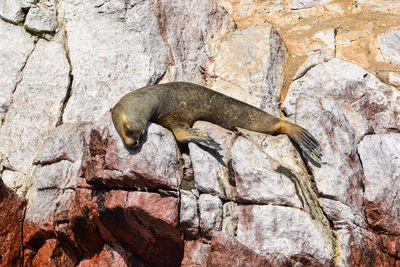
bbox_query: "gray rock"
[293,50,333,80]
[160,0,235,84]
[212,22,287,116]
[60,0,170,123]
[231,137,302,207]
[25,123,88,229]
[240,130,307,175]
[199,194,223,238]
[389,72,400,86]
[60,0,233,123]
[0,0,24,24]
[34,122,90,165]
[189,121,236,200]
[0,38,70,193]
[358,134,400,234]
[82,112,181,191]
[378,29,400,65]
[283,58,400,134]
[290,95,364,212]
[321,198,367,230]
[290,0,327,10]
[282,59,400,212]
[222,202,238,237]
[0,19,36,119]
[180,190,199,239]
[237,205,334,265]
[19,0,38,10]
[24,5,56,33]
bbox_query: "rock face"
[0,176,26,267]
[1,0,400,266]
[24,5,56,33]
[378,29,400,65]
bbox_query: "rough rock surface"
[82,113,181,191]
[359,134,400,234]
[0,37,70,194]
[189,121,236,200]
[0,0,25,24]
[1,0,400,266]
[24,5,56,33]
[0,176,26,267]
[378,29,400,65]
[210,21,287,116]
[0,19,35,118]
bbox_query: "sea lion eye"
[124,123,135,136]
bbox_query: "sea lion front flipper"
[169,125,222,151]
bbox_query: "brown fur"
[112,82,321,166]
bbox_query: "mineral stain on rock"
[1,0,400,266]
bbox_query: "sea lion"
[112,82,322,166]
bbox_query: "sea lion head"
[111,104,146,149]
[121,120,145,148]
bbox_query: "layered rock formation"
[1,0,400,266]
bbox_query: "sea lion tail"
[281,121,322,167]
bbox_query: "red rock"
[81,113,181,191]
[31,239,75,267]
[77,243,148,267]
[0,178,26,267]
[181,240,209,267]
[206,232,290,267]
[96,190,183,267]
[69,188,104,256]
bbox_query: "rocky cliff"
[1,0,400,266]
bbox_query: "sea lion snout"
[111,105,143,149]
[122,136,139,148]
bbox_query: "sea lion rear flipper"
[170,125,222,151]
[281,122,322,167]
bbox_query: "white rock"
[25,123,92,227]
[282,60,399,210]
[199,194,223,238]
[240,130,307,175]
[0,38,70,192]
[378,29,400,65]
[212,22,287,116]
[0,19,35,118]
[82,113,181,190]
[19,0,38,10]
[358,134,400,234]
[283,59,400,134]
[231,137,302,207]
[189,122,236,200]
[286,95,364,212]
[60,0,170,123]
[34,122,90,165]
[237,205,334,265]
[0,0,24,24]
[210,78,262,110]
[321,198,367,229]
[290,0,330,10]
[222,202,238,236]
[160,0,235,84]
[389,72,400,86]
[24,5,56,33]
[312,29,336,53]
[293,50,333,80]
[180,190,199,238]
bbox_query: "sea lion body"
[112,82,321,165]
